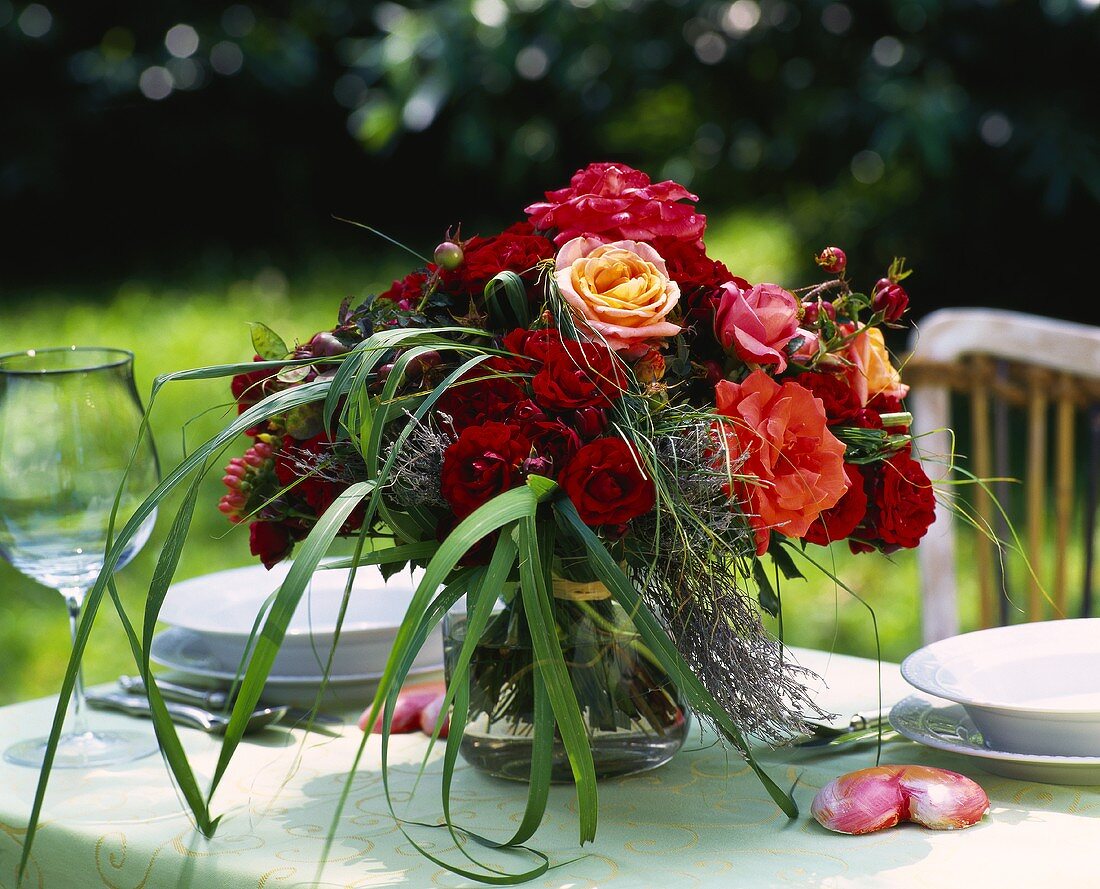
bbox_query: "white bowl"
[900,619,1100,756]
[156,561,441,680]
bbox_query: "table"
[2,648,1098,888]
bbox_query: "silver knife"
[86,689,287,735]
[117,675,344,728]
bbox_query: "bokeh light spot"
[139,66,175,101]
[17,3,52,38]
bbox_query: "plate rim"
[889,692,1100,767]
[150,626,444,684]
[157,562,427,639]
[899,618,1100,716]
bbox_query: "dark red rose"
[849,450,936,553]
[868,392,905,415]
[558,437,656,526]
[803,463,870,547]
[524,162,707,247]
[795,371,863,425]
[571,406,608,440]
[875,450,936,548]
[440,223,555,297]
[231,355,281,435]
[434,373,527,432]
[249,521,293,569]
[440,422,530,518]
[521,417,582,476]
[378,270,430,311]
[272,433,363,529]
[531,338,626,410]
[487,327,556,374]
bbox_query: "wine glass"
[0,347,161,768]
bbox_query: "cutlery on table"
[794,709,895,747]
[85,690,288,736]
[116,675,345,730]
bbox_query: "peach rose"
[554,237,681,352]
[714,370,849,555]
[847,326,909,406]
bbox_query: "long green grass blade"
[553,498,800,819]
[206,480,374,798]
[518,514,599,844]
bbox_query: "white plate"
[889,692,1100,785]
[156,561,441,678]
[149,629,442,682]
[900,619,1100,756]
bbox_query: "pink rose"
[714,282,801,372]
[554,237,681,352]
[790,327,821,365]
[525,162,707,247]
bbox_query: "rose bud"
[405,349,441,383]
[521,454,554,477]
[633,347,667,385]
[572,406,608,440]
[801,298,837,325]
[815,247,847,274]
[433,240,464,271]
[872,278,910,322]
[363,688,442,734]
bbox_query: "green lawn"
[0,211,942,705]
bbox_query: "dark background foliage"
[1,0,1098,324]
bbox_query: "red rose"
[440,422,530,518]
[440,223,555,297]
[520,417,581,476]
[273,433,364,529]
[524,162,706,247]
[487,327,556,374]
[531,338,626,410]
[803,463,870,547]
[873,449,937,549]
[434,373,527,432]
[651,237,733,290]
[558,437,656,526]
[794,371,863,425]
[231,355,281,435]
[249,521,293,569]
[378,269,430,311]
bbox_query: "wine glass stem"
[61,587,90,737]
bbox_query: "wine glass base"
[4,729,160,769]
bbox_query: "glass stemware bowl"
[0,346,161,768]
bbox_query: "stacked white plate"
[891,618,1100,784]
[151,561,444,708]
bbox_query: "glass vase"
[442,577,691,782]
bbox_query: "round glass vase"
[442,577,691,782]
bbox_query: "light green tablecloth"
[2,648,1097,888]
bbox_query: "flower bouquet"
[22,161,936,883]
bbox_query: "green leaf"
[249,321,289,359]
[769,543,805,582]
[753,558,780,618]
[484,270,532,329]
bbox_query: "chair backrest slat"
[905,308,1100,642]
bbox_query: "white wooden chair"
[903,308,1100,643]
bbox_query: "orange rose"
[847,326,909,406]
[554,237,681,353]
[714,370,849,555]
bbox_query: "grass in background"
[0,211,937,705]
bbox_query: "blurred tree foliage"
[1,0,1097,323]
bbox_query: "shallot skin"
[812,765,989,835]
